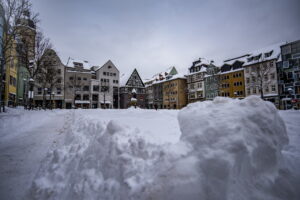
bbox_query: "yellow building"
[219,61,245,98]
[4,40,18,106]
[162,75,187,109]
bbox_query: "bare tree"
[35,49,60,109]
[0,0,38,112]
[18,30,52,109]
[249,57,270,99]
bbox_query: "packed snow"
[0,96,299,200]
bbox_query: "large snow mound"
[27,96,298,200]
[177,96,295,200]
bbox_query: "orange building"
[219,60,245,99]
[162,75,187,109]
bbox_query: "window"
[38,88,42,95]
[57,88,61,95]
[103,72,106,76]
[271,85,276,92]
[246,68,250,73]
[253,88,257,94]
[57,78,61,83]
[77,77,81,81]
[83,86,89,91]
[93,85,99,91]
[83,94,89,100]
[247,88,250,94]
[198,82,202,88]
[265,86,269,93]
[69,77,74,81]
[270,73,275,79]
[57,69,61,74]
[108,66,112,69]
[264,74,268,81]
[190,83,194,89]
[83,77,87,81]
[246,78,250,83]
[252,76,256,82]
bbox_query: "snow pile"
[27,96,297,200]
[176,96,294,200]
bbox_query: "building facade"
[186,59,208,103]
[93,60,119,108]
[65,60,93,109]
[243,44,282,107]
[33,49,65,108]
[278,40,300,109]
[144,66,178,109]
[119,68,145,108]
[162,75,187,109]
[204,63,220,100]
[219,60,245,99]
[15,12,36,106]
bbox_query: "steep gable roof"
[120,68,145,87]
[97,60,119,72]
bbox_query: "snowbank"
[27,96,298,200]
[177,96,293,200]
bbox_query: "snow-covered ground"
[0,96,299,200]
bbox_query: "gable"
[125,69,145,88]
[169,67,178,76]
[99,60,119,72]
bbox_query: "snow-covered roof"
[146,67,177,83]
[66,58,91,70]
[154,73,186,84]
[222,42,284,68]
[244,42,284,66]
[120,73,131,87]
[96,60,120,72]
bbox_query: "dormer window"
[264,50,273,58]
[247,57,253,62]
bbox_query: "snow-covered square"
[0,96,300,200]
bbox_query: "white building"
[93,60,119,108]
[243,43,283,107]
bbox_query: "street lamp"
[51,91,55,109]
[44,88,48,109]
[28,78,34,110]
[101,81,109,109]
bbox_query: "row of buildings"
[143,40,300,110]
[1,6,298,110]
[2,39,300,110]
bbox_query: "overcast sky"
[31,0,300,78]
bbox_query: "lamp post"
[23,78,27,109]
[43,88,48,109]
[51,91,55,110]
[101,81,109,109]
[28,78,34,110]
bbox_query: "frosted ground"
[0,96,299,200]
